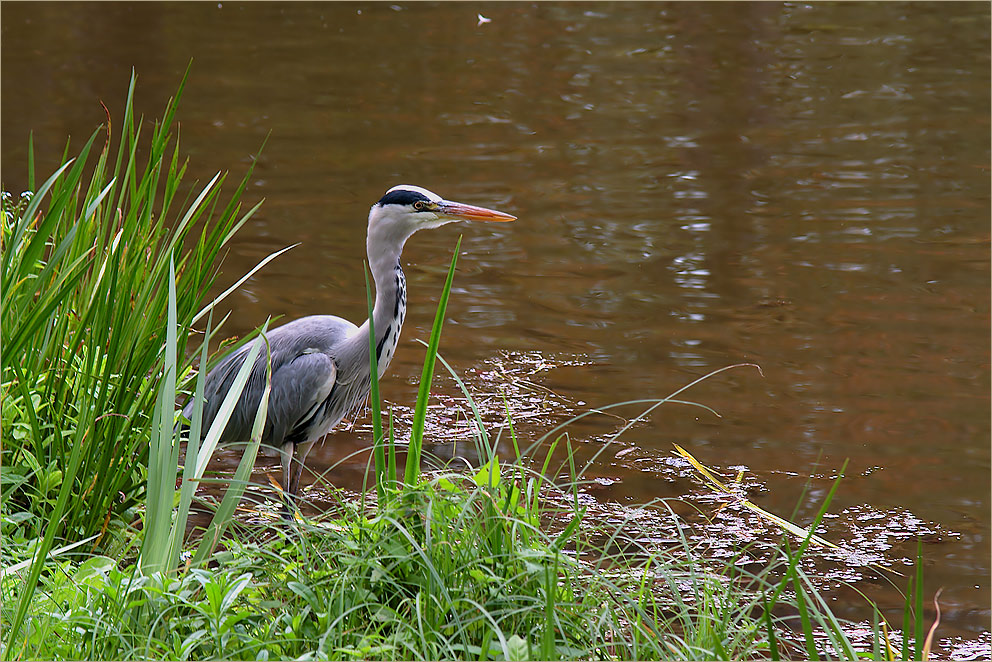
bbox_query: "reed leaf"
[191,330,270,567]
[405,236,461,486]
[365,263,386,503]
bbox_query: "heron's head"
[368,185,515,246]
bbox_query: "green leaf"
[506,634,529,662]
[473,457,501,489]
[192,322,271,568]
[219,573,253,614]
[405,237,461,486]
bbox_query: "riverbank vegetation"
[1,72,938,660]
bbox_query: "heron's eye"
[413,200,426,211]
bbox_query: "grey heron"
[183,184,515,513]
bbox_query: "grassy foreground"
[1,73,939,661]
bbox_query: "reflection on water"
[2,1,988,652]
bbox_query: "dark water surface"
[3,1,989,655]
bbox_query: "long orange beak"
[438,200,516,222]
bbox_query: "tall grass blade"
[902,575,914,660]
[763,596,781,661]
[541,563,556,659]
[191,332,270,567]
[138,258,181,575]
[405,237,461,486]
[387,408,397,487]
[365,263,385,502]
[191,329,268,482]
[789,557,820,661]
[0,534,99,578]
[170,309,214,570]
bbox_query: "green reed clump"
[0,66,266,657]
[0,66,261,548]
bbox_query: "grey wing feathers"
[184,315,358,444]
[267,351,336,443]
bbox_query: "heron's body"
[182,185,514,512]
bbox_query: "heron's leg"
[288,440,317,499]
[279,441,296,519]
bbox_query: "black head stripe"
[377,189,431,207]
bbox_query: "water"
[3,2,988,655]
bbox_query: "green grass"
[2,439,939,660]
[1,70,943,661]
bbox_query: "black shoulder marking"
[376,325,392,360]
[377,189,430,207]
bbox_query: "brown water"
[3,1,989,656]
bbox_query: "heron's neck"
[355,240,408,378]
